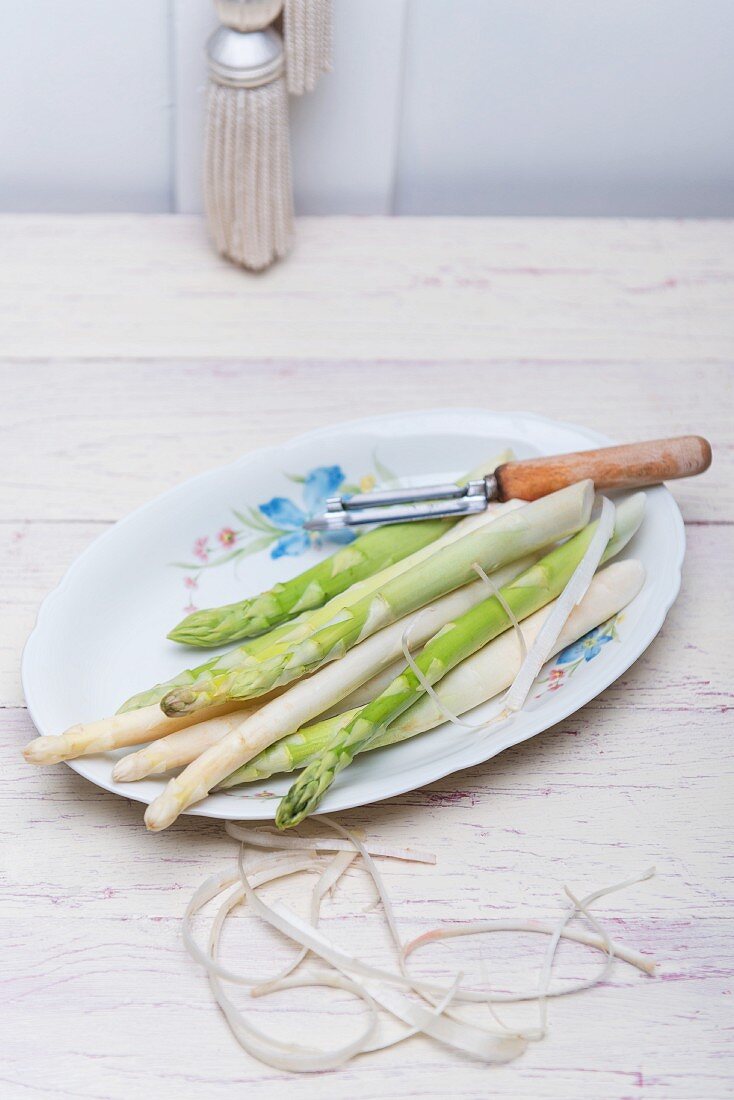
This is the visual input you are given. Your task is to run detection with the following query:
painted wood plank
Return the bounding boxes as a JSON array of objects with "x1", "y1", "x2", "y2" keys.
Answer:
[
  {"x1": 0, "y1": 1, "x2": 172, "y2": 213},
  {"x1": 0, "y1": 359, "x2": 729, "y2": 527},
  {"x1": 172, "y1": 0, "x2": 409, "y2": 215},
  {"x1": 1, "y1": 216, "x2": 732, "y2": 362}
]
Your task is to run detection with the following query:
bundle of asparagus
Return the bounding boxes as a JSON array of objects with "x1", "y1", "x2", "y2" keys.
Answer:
[
  {"x1": 23, "y1": 470, "x2": 647, "y2": 835},
  {"x1": 221, "y1": 558, "x2": 644, "y2": 787}
]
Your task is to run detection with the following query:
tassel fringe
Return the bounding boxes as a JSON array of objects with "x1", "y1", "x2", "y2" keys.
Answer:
[
  {"x1": 204, "y1": 78, "x2": 293, "y2": 271},
  {"x1": 284, "y1": 0, "x2": 333, "y2": 95}
]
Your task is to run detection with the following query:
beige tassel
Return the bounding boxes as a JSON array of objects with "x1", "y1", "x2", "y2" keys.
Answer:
[
  {"x1": 204, "y1": 1, "x2": 293, "y2": 270},
  {"x1": 283, "y1": 0, "x2": 333, "y2": 95}
]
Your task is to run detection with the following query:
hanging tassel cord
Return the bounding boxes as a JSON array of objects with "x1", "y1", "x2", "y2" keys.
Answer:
[
  {"x1": 203, "y1": 0, "x2": 334, "y2": 271},
  {"x1": 205, "y1": 79, "x2": 293, "y2": 271},
  {"x1": 284, "y1": 0, "x2": 333, "y2": 95}
]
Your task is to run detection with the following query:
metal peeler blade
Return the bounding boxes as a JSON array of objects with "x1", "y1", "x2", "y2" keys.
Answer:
[{"x1": 304, "y1": 478, "x2": 493, "y2": 530}]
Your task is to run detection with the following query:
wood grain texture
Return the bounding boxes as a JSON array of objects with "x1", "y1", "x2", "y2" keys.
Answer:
[
  {"x1": 496, "y1": 436, "x2": 713, "y2": 501},
  {"x1": 1, "y1": 216, "x2": 733, "y2": 361},
  {"x1": 0, "y1": 360, "x2": 730, "y2": 523},
  {"x1": 1, "y1": 216, "x2": 732, "y2": 1098}
]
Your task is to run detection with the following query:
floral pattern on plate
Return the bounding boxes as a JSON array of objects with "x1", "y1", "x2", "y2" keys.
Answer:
[
  {"x1": 535, "y1": 613, "x2": 623, "y2": 697},
  {"x1": 173, "y1": 459, "x2": 392, "y2": 611}
]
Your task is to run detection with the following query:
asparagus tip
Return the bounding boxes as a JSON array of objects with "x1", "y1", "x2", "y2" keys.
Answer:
[
  {"x1": 144, "y1": 800, "x2": 168, "y2": 831},
  {"x1": 167, "y1": 604, "x2": 256, "y2": 648},
  {"x1": 111, "y1": 756, "x2": 138, "y2": 782},
  {"x1": 22, "y1": 735, "x2": 65, "y2": 765},
  {"x1": 275, "y1": 773, "x2": 322, "y2": 830},
  {"x1": 145, "y1": 778, "x2": 196, "y2": 830},
  {"x1": 160, "y1": 688, "x2": 196, "y2": 717},
  {"x1": 166, "y1": 625, "x2": 215, "y2": 647},
  {"x1": 167, "y1": 608, "x2": 217, "y2": 647},
  {"x1": 22, "y1": 740, "x2": 43, "y2": 764}
]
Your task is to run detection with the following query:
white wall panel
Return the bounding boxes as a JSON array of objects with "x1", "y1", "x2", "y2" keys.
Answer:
[
  {"x1": 395, "y1": 0, "x2": 734, "y2": 215},
  {"x1": 170, "y1": 0, "x2": 217, "y2": 215},
  {"x1": 172, "y1": 0, "x2": 408, "y2": 215},
  {"x1": 288, "y1": 0, "x2": 408, "y2": 213},
  {"x1": 0, "y1": 0, "x2": 171, "y2": 212},
  {"x1": 1, "y1": 0, "x2": 733, "y2": 215}
]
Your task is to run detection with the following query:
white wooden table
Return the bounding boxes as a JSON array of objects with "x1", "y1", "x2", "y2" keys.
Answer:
[{"x1": 2, "y1": 216, "x2": 732, "y2": 1100}]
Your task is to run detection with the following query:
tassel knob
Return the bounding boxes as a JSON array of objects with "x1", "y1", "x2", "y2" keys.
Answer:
[
  {"x1": 207, "y1": 24, "x2": 284, "y2": 88},
  {"x1": 214, "y1": 0, "x2": 283, "y2": 32}
]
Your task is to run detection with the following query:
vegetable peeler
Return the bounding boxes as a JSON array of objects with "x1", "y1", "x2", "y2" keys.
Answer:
[{"x1": 304, "y1": 435, "x2": 712, "y2": 530}]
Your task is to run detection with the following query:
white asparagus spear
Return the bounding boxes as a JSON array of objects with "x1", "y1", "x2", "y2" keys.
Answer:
[
  {"x1": 22, "y1": 701, "x2": 252, "y2": 766},
  {"x1": 143, "y1": 553, "x2": 538, "y2": 830},
  {"x1": 111, "y1": 661, "x2": 402, "y2": 782},
  {"x1": 386, "y1": 558, "x2": 645, "y2": 739},
  {"x1": 220, "y1": 559, "x2": 645, "y2": 785},
  {"x1": 25, "y1": 648, "x2": 399, "y2": 771},
  {"x1": 27, "y1": 504, "x2": 527, "y2": 769}
]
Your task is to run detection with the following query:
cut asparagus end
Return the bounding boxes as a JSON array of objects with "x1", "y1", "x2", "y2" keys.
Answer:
[{"x1": 599, "y1": 491, "x2": 646, "y2": 561}]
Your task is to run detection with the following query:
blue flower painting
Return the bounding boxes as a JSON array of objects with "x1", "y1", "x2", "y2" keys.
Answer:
[
  {"x1": 556, "y1": 624, "x2": 616, "y2": 666},
  {"x1": 260, "y1": 465, "x2": 354, "y2": 558},
  {"x1": 535, "y1": 615, "x2": 622, "y2": 697},
  {"x1": 172, "y1": 461, "x2": 385, "y2": 611}
]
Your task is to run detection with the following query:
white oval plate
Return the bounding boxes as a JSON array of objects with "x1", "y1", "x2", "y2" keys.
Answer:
[{"x1": 22, "y1": 410, "x2": 684, "y2": 822}]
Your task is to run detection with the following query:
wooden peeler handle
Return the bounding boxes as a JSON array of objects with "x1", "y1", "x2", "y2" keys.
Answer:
[{"x1": 495, "y1": 435, "x2": 712, "y2": 502}]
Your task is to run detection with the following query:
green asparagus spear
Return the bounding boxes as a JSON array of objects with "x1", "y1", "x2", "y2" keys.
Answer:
[
  {"x1": 168, "y1": 519, "x2": 451, "y2": 647},
  {"x1": 120, "y1": 504, "x2": 512, "y2": 714},
  {"x1": 221, "y1": 555, "x2": 644, "y2": 788},
  {"x1": 118, "y1": 613, "x2": 313, "y2": 712},
  {"x1": 167, "y1": 454, "x2": 512, "y2": 648},
  {"x1": 121, "y1": 454, "x2": 514, "y2": 711},
  {"x1": 222, "y1": 710, "x2": 358, "y2": 786},
  {"x1": 274, "y1": 494, "x2": 641, "y2": 828},
  {"x1": 161, "y1": 482, "x2": 593, "y2": 717}
]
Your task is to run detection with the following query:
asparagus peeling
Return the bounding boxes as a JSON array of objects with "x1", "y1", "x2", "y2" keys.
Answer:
[
  {"x1": 160, "y1": 482, "x2": 594, "y2": 717},
  {"x1": 275, "y1": 492, "x2": 643, "y2": 828},
  {"x1": 220, "y1": 558, "x2": 645, "y2": 787}
]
